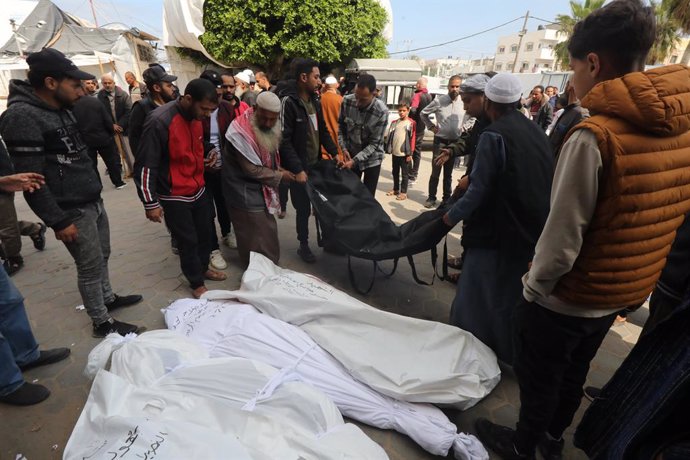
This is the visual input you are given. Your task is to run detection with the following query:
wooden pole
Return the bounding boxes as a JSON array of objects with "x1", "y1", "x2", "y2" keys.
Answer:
[{"x1": 512, "y1": 11, "x2": 530, "y2": 73}]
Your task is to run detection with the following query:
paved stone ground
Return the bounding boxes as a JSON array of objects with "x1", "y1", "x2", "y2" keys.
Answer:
[{"x1": 1, "y1": 144, "x2": 645, "y2": 460}]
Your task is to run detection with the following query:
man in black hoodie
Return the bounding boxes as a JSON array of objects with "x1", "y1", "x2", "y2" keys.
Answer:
[
  {"x1": 0, "y1": 49, "x2": 143, "y2": 338},
  {"x1": 279, "y1": 58, "x2": 339, "y2": 263}
]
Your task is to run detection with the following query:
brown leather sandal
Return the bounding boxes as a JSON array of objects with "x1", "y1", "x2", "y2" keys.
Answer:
[{"x1": 204, "y1": 269, "x2": 227, "y2": 281}]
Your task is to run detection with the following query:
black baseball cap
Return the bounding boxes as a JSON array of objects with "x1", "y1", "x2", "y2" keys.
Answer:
[
  {"x1": 26, "y1": 48, "x2": 95, "y2": 80},
  {"x1": 199, "y1": 69, "x2": 222, "y2": 88},
  {"x1": 143, "y1": 64, "x2": 178, "y2": 86}
]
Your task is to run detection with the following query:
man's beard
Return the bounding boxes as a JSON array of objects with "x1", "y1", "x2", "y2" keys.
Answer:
[
  {"x1": 235, "y1": 86, "x2": 247, "y2": 98},
  {"x1": 55, "y1": 87, "x2": 76, "y2": 109},
  {"x1": 250, "y1": 113, "x2": 282, "y2": 153},
  {"x1": 160, "y1": 91, "x2": 175, "y2": 103}
]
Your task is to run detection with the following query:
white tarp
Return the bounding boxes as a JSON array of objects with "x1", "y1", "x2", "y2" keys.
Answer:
[
  {"x1": 68, "y1": 330, "x2": 388, "y2": 460},
  {"x1": 205, "y1": 252, "x2": 501, "y2": 409},
  {"x1": 163, "y1": 299, "x2": 489, "y2": 460}
]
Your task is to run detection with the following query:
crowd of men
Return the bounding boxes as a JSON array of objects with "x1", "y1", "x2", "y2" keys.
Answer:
[{"x1": 1, "y1": 0, "x2": 689, "y2": 458}]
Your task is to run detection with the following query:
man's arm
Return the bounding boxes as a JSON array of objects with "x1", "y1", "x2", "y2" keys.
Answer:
[
  {"x1": 409, "y1": 120, "x2": 417, "y2": 154},
  {"x1": 523, "y1": 129, "x2": 602, "y2": 301},
  {"x1": 420, "y1": 98, "x2": 439, "y2": 131},
  {"x1": 444, "y1": 132, "x2": 505, "y2": 226},
  {"x1": 133, "y1": 115, "x2": 165, "y2": 210},
  {"x1": 279, "y1": 98, "x2": 305, "y2": 174},
  {"x1": 1, "y1": 110, "x2": 74, "y2": 230},
  {"x1": 337, "y1": 99, "x2": 349, "y2": 153},
  {"x1": 118, "y1": 91, "x2": 133, "y2": 131},
  {"x1": 232, "y1": 145, "x2": 284, "y2": 188},
  {"x1": 352, "y1": 108, "x2": 388, "y2": 166},
  {"x1": 128, "y1": 102, "x2": 145, "y2": 155}
]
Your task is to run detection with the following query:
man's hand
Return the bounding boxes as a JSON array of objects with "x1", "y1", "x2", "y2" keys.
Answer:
[
  {"x1": 113, "y1": 124, "x2": 124, "y2": 134},
  {"x1": 341, "y1": 150, "x2": 352, "y2": 162},
  {"x1": 55, "y1": 224, "x2": 79, "y2": 242},
  {"x1": 405, "y1": 156, "x2": 412, "y2": 163},
  {"x1": 457, "y1": 175, "x2": 469, "y2": 191},
  {"x1": 339, "y1": 159, "x2": 355, "y2": 170},
  {"x1": 295, "y1": 171, "x2": 308, "y2": 184},
  {"x1": 442, "y1": 213, "x2": 454, "y2": 227},
  {"x1": 0, "y1": 173, "x2": 45, "y2": 193},
  {"x1": 204, "y1": 149, "x2": 220, "y2": 170},
  {"x1": 280, "y1": 169, "x2": 296, "y2": 183},
  {"x1": 435, "y1": 149, "x2": 451, "y2": 166},
  {"x1": 432, "y1": 126, "x2": 439, "y2": 134},
  {"x1": 146, "y1": 207, "x2": 164, "y2": 223}
]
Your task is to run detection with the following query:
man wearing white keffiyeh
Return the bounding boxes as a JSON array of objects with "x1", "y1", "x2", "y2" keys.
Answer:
[{"x1": 222, "y1": 92, "x2": 296, "y2": 267}]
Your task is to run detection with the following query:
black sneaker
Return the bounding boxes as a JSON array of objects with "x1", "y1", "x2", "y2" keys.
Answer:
[
  {"x1": 92, "y1": 319, "x2": 144, "y2": 338},
  {"x1": 115, "y1": 182, "x2": 127, "y2": 190},
  {"x1": 3, "y1": 256, "x2": 24, "y2": 276},
  {"x1": 105, "y1": 294, "x2": 143, "y2": 312},
  {"x1": 424, "y1": 198, "x2": 437, "y2": 209},
  {"x1": 297, "y1": 244, "x2": 316, "y2": 263},
  {"x1": 0, "y1": 382, "x2": 50, "y2": 406},
  {"x1": 19, "y1": 348, "x2": 71, "y2": 371},
  {"x1": 475, "y1": 418, "x2": 535, "y2": 460},
  {"x1": 30, "y1": 223, "x2": 47, "y2": 251},
  {"x1": 538, "y1": 436, "x2": 565, "y2": 460},
  {"x1": 584, "y1": 386, "x2": 602, "y2": 402}
]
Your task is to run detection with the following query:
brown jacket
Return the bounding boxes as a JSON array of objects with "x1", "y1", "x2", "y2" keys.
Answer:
[
  {"x1": 320, "y1": 91, "x2": 344, "y2": 160},
  {"x1": 553, "y1": 65, "x2": 690, "y2": 308}
]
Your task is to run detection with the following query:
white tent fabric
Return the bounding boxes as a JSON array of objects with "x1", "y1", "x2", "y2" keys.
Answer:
[
  {"x1": 163, "y1": 299, "x2": 489, "y2": 459},
  {"x1": 204, "y1": 252, "x2": 502, "y2": 409},
  {"x1": 68, "y1": 331, "x2": 388, "y2": 460}
]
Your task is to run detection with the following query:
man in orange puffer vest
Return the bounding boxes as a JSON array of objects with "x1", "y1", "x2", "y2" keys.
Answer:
[{"x1": 475, "y1": 1, "x2": 690, "y2": 459}]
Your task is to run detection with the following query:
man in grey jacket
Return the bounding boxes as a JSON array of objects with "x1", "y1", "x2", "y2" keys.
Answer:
[
  {"x1": 421, "y1": 75, "x2": 464, "y2": 208},
  {"x1": 0, "y1": 49, "x2": 143, "y2": 338}
]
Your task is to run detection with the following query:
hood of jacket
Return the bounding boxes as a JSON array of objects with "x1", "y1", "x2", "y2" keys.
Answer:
[
  {"x1": 7, "y1": 79, "x2": 62, "y2": 112},
  {"x1": 581, "y1": 64, "x2": 690, "y2": 137}
]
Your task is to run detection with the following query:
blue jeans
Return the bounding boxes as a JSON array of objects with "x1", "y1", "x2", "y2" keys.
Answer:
[
  {"x1": 62, "y1": 200, "x2": 114, "y2": 325},
  {"x1": 0, "y1": 265, "x2": 39, "y2": 395}
]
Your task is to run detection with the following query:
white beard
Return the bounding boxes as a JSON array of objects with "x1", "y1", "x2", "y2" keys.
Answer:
[
  {"x1": 235, "y1": 86, "x2": 247, "y2": 98},
  {"x1": 250, "y1": 113, "x2": 282, "y2": 153}
]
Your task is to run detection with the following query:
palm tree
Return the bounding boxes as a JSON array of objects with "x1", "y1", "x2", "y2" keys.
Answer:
[
  {"x1": 553, "y1": 0, "x2": 606, "y2": 69},
  {"x1": 667, "y1": 0, "x2": 690, "y2": 33},
  {"x1": 648, "y1": 0, "x2": 682, "y2": 65}
]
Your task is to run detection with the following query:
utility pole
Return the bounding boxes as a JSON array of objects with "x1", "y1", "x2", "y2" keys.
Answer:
[
  {"x1": 88, "y1": 0, "x2": 99, "y2": 27},
  {"x1": 10, "y1": 19, "x2": 24, "y2": 58},
  {"x1": 512, "y1": 10, "x2": 529, "y2": 73}
]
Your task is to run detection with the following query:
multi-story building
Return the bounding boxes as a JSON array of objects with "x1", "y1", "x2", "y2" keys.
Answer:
[
  {"x1": 662, "y1": 37, "x2": 690, "y2": 66},
  {"x1": 493, "y1": 24, "x2": 567, "y2": 73},
  {"x1": 424, "y1": 56, "x2": 496, "y2": 77}
]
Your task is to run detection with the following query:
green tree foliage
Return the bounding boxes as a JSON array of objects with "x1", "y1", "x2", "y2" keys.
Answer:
[
  {"x1": 647, "y1": 0, "x2": 682, "y2": 64},
  {"x1": 667, "y1": 0, "x2": 690, "y2": 33},
  {"x1": 200, "y1": 0, "x2": 388, "y2": 76},
  {"x1": 553, "y1": 0, "x2": 606, "y2": 69}
]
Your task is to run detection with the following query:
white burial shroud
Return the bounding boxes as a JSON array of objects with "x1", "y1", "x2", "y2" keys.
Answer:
[
  {"x1": 66, "y1": 330, "x2": 387, "y2": 460},
  {"x1": 164, "y1": 299, "x2": 489, "y2": 460},
  {"x1": 204, "y1": 252, "x2": 502, "y2": 409}
]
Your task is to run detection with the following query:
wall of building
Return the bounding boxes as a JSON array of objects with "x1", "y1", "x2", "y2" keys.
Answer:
[{"x1": 493, "y1": 25, "x2": 567, "y2": 73}]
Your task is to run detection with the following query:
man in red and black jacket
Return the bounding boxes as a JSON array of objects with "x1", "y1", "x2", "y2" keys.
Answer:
[{"x1": 134, "y1": 78, "x2": 226, "y2": 299}]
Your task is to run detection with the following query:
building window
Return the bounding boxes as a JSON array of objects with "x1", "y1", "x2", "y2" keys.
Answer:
[
  {"x1": 522, "y1": 62, "x2": 530, "y2": 70},
  {"x1": 495, "y1": 63, "x2": 503, "y2": 71},
  {"x1": 671, "y1": 55, "x2": 678, "y2": 64},
  {"x1": 525, "y1": 42, "x2": 534, "y2": 52},
  {"x1": 510, "y1": 44, "x2": 518, "y2": 53},
  {"x1": 506, "y1": 62, "x2": 514, "y2": 71},
  {"x1": 498, "y1": 46, "x2": 505, "y2": 54}
]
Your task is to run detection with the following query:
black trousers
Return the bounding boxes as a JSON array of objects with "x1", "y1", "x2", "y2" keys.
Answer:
[
  {"x1": 427, "y1": 137, "x2": 455, "y2": 202},
  {"x1": 290, "y1": 182, "x2": 311, "y2": 244},
  {"x1": 391, "y1": 155, "x2": 410, "y2": 193},
  {"x1": 353, "y1": 164, "x2": 382, "y2": 197},
  {"x1": 513, "y1": 298, "x2": 616, "y2": 453},
  {"x1": 279, "y1": 182, "x2": 289, "y2": 212},
  {"x1": 160, "y1": 192, "x2": 213, "y2": 289},
  {"x1": 204, "y1": 170, "x2": 231, "y2": 250},
  {"x1": 410, "y1": 127, "x2": 425, "y2": 179},
  {"x1": 87, "y1": 143, "x2": 123, "y2": 186}
]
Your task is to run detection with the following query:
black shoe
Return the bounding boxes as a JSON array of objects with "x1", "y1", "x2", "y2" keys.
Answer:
[
  {"x1": 171, "y1": 237, "x2": 179, "y2": 255},
  {"x1": 297, "y1": 245, "x2": 316, "y2": 263},
  {"x1": 30, "y1": 223, "x2": 47, "y2": 251},
  {"x1": 424, "y1": 198, "x2": 437, "y2": 209},
  {"x1": 19, "y1": 348, "x2": 71, "y2": 371},
  {"x1": 0, "y1": 382, "x2": 50, "y2": 406},
  {"x1": 92, "y1": 319, "x2": 144, "y2": 338},
  {"x1": 584, "y1": 386, "x2": 602, "y2": 402},
  {"x1": 538, "y1": 436, "x2": 564, "y2": 460},
  {"x1": 3, "y1": 256, "x2": 23, "y2": 276},
  {"x1": 475, "y1": 418, "x2": 535, "y2": 459},
  {"x1": 115, "y1": 182, "x2": 127, "y2": 190},
  {"x1": 105, "y1": 294, "x2": 143, "y2": 312}
]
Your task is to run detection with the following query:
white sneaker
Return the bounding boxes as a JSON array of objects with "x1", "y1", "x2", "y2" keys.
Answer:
[
  {"x1": 224, "y1": 232, "x2": 238, "y2": 249},
  {"x1": 209, "y1": 250, "x2": 227, "y2": 270}
]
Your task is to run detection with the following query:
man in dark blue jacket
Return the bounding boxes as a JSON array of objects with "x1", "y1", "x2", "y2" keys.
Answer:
[{"x1": 279, "y1": 58, "x2": 339, "y2": 263}]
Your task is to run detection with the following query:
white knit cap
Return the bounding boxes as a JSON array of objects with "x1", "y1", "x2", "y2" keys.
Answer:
[
  {"x1": 256, "y1": 91, "x2": 281, "y2": 113},
  {"x1": 235, "y1": 71, "x2": 250, "y2": 84},
  {"x1": 324, "y1": 76, "x2": 338, "y2": 85},
  {"x1": 484, "y1": 73, "x2": 523, "y2": 104}
]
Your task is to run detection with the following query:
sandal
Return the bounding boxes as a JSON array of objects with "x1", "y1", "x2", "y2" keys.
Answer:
[
  {"x1": 192, "y1": 285, "x2": 208, "y2": 299},
  {"x1": 445, "y1": 272, "x2": 461, "y2": 284},
  {"x1": 386, "y1": 190, "x2": 399, "y2": 196},
  {"x1": 447, "y1": 257, "x2": 463, "y2": 270},
  {"x1": 396, "y1": 193, "x2": 407, "y2": 201},
  {"x1": 204, "y1": 269, "x2": 227, "y2": 281}
]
